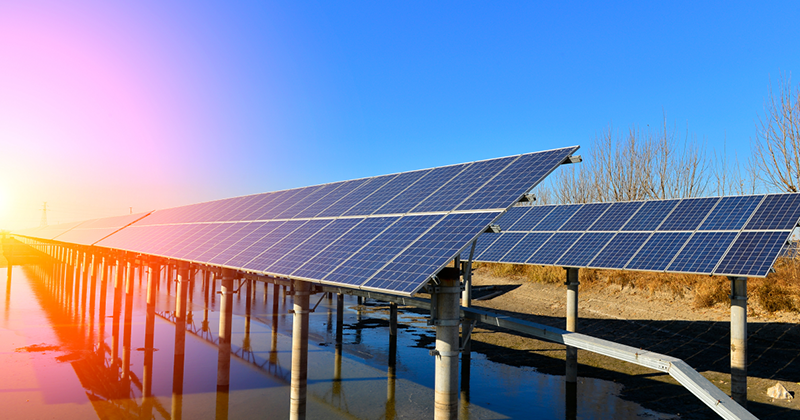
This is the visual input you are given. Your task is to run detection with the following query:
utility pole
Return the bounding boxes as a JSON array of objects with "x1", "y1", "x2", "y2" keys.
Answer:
[{"x1": 40, "y1": 202, "x2": 48, "y2": 227}]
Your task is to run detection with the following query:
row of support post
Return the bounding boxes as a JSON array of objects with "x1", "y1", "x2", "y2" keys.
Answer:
[{"x1": 9, "y1": 236, "x2": 752, "y2": 418}]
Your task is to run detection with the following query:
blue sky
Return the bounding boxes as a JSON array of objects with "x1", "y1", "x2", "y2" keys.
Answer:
[{"x1": 1, "y1": 1, "x2": 799, "y2": 228}]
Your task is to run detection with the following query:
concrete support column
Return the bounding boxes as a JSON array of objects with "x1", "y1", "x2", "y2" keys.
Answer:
[
  {"x1": 216, "y1": 268, "x2": 235, "y2": 420},
  {"x1": 172, "y1": 262, "x2": 190, "y2": 420},
  {"x1": 730, "y1": 276, "x2": 748, "y2": 406},
  {"x1": 122, "y1": 260, "x2": 135, "y2": 378},
  {"x1": 290, "y1": 280, "x2": 311, "y2": 420},
  {"x1": 143, "y1": 261, "x2": 159, "y2": 413},
  {"x1": 98, "y1": 256, "x2": 109, "y2": 345},
  {"x1": 434, "y1": 272, "x2": 461, "y2": 420},
  {"x1": 112, "y1": 257, "x2": 123, "y2": 368},
  {"x1": 244, "y1": 279, "x2": 252, "y2": 351},
  {"x1": 565, "y1": 267, "x2": 579, "y2": 384},
  {"x1": 387, "y1": 302, "x2": 398, "y2": 420}
]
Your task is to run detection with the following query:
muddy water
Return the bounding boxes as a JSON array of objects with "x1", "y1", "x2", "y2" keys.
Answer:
[{"x1": 0, "y1": 260, "x2": 675, "y2": 419}]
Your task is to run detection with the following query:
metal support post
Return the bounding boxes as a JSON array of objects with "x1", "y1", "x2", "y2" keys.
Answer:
[
  {"x1": 173, "y1": 261, "x2": 190, "y2": 420},
  {"x1": 387, "y1": 301, "x2": 398, "y2": 420},
  {"x1": 433, "y1": 270, "x2": 461, "y2": 420},
  {"x1": 122, "y1": 260, "x2": 135, "y2": 378},
  {"x1": 462, "y1": 240, "x2": 477, "y2": 307},
  {"x1": 143, "y1": 261, "x2": 159, "y2": 418},
  {"x1": 565, "y1": 267, "x2": 579, "y2": 384},
  {"x1": 216, "y1": 269, "x2": 235, "y2": 420},
  {"x1": 730, "y1": 276, "x2": 748, "y2": 406},
  {"x1": 290, "y1": 280, "x2": 311, "y2": 420}
]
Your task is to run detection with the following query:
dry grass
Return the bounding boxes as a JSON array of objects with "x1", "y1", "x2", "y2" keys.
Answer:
[{"x1": 476, "y1": 257, "x2": 800, "y2": 314}]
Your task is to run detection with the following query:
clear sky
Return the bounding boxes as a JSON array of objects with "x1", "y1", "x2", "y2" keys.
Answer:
[{"x1": 1, "y1": 1, "x2": 798, "y2": 229}]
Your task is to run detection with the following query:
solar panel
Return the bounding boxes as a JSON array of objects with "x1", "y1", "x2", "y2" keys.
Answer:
[
  {"x1": 587, "y1": 232, "x2": 651, "y2": 269},
  {"x1": 361, "y1": 212, "x2": 499, "y2": 294},
  {"x1": 559, "y1": 203, "x2": 613, "y2": 231},
  {"x1": 322, "y1": 214, "x2": 443, "y2": 286},
  {"x1": 475, "y1": 232, "x2": 526, "y2": 262},
  {"x1": 469, "y1": 193, "x2": 800, "y2": 279},
  {"x1": 291, "y1": 216, "x2": 400, "y2": 280},
  {"x1": 507, "y1": 205, "x2": 556, "y2": 231},
  {"x1": 457, "y1": 148, "x2": 577, "y2": 210},
  {"x1": 531, "y1": 205, "x2": 583, "y2": 231},
  {"x1": 657, "y1": 197, "x2": 719, "y2": 231},
  {"x1": 625, "y1": 232, "x2": 691, "y2": 271},
  {"x1": 342, "y1": 171, "x2": 429, "y2": 217},
  {"x1": 15, "y1": 146, "x2": 587, "y2": 296},
  {"x1": 376, "y1": 164, "x2": 466, "y2": 215},
  {"x1": 699, "y1": 195, "x2": 763, "y2": 231},
  {"x1": 589, "y1": 201, "x2": 643, "y2": 231},
  {"x1": 621, "y1": 200, "x2": 679, "y2": 231},
  {"x1": 527, "y1": 232, "x2": 582, "y2": 265},
  {"x1": 501, "y1": 232, "x2": 553, "y2": 263},
  {"x1": 556, "y1": 232, "x2": 615, "y2": 267},
  {"x1": 744, "y1": 193, "x2": 800, "y2": 230},
  {"x1": 265, "y1": 218, "x2": 362, "y2": 275},
  {"x1": 668, "y1": 232, "x2": 737, "y2": 274},
  {"x1": 411, "y1": 156, "x2": 516, "y2": 213},
  {"x1": 492, "y1": 206, "x2": 533, "y2": 231},
  {"x1": 714, "y1": 231, "x2": 789, "y2": 277}
]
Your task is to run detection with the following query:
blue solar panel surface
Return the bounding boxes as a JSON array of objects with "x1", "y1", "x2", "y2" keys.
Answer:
[
  {"x1": 41, "y1": 145, "x2": 578, "y2": 296},
  {"x1": 471, "y1": 193, "x2": 800, "y2": 278}
]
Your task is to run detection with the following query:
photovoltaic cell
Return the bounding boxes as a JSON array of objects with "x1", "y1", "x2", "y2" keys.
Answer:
[
  {"x1": 187, "y1": 222, "x2": 255, "y2": 262},
  {"x1": 556, "y1": 232, "x2": 614, "y2": 267},
  {"x1": 715, "y1": 231, "x2": 790, "y2": 277},
  {"x1": 625, "y1": 232, "x2": 691, "y2": 271},
  {"x1": 274, "y1": 182, "x2": 345, "y2": 220},
  {"x1": 362, "y1": 212, "x2": 499, "y2": 294},
  {"x1": 459, "y1": 231, "x2": 502, "y2": 261},
  {"x1": 493, "y1": 207, "x2": 532, "y2": 231},
  {"x1": 377, "y1": 164, "x2": 467, "y2": 215},
  {"x1": 667, "y1": 232, "x2": 738, "y2": 274},
  {"x1": 588, "y1": 232, "x2": 651, "y2": 269},
  {"x1": 411, "y1": 156, "x2": 516, "y2": 213},
  {"x1": 500, "y1": 232, "x2": 553, "y2": 263},
  {"x1": 532, "y1": 205, "x2": 583, "y2": 231},
  {"x1": 457, "y1": 147, "x2": 579, "y2": 211},
  {"x1": 621, "y1": 200, "x2": 679, "y2": 231},
  {"x1": 559, "y1": 203, "x2": 613, "y2": 231},
  {"x1": 167, "y1": 224, "x2": 233, "y2": 260},
  {"x1": 527, "y1": 232, "x2": 582, "y2": 265},
  {"x1": 248, "y1": 219, "x2": 334, "y2": 272},
  {"x1": 206, "y1": 221, "x2": 284, "y2": 266},
  {"x1": 292, "y1": 216, "x2": 400, "y2": 280},
  {"x1": 475, "y1": 233, "x2": 526, "y2": 262},
  {"x1": 316, "y1": 175, "x2": 396, "y2": 218},
  {"x1": 293, "y1": 178, "x2": 371, "y2": 219},
  {"x1": 342, "y1": 171, "x2": 430, "y2": 217},
  {"x1": 744, "y1": 193, "x2": 800, "y2": 230},
  {"x1": 699, "y1": 195, "x2": 763, "y2": 231},
  {"x1": 658, "y1": 197, "x2": 719, "y2": 231},
  {"x1": 265, "y1": 218, "x2": 362, "y2": 275},
  {"x1": 252, "y1": 187, "x2": 315, "y2": 220},
  {"x1": 223, "y1": 220, "x2": 303, "y2": 268},
  {"x1": 589, "y1": 201, "x2": 643, "y2": 231},
  {"x1": 507, "y1": 206, "x2": 556, "y2": 231},
  {"x1": 323, "y1": 215, "x2": 443, "y2": 286}
]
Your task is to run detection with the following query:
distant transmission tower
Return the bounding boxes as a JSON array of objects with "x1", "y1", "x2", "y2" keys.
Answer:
[{"x1": 40, "y1": 202, "x2": 48, "y2": 227}]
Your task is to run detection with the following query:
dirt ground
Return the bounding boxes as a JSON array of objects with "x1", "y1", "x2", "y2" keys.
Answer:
[{"x1": 466, "y1": 268, "x2": 800, "y2": 419}]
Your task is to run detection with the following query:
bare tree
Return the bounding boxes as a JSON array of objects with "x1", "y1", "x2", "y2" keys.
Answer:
[
  {"x1": 753, "y1": 75, "x2": 800, "y2": 192},
  {"x1": 546, "y1": 118, "x2": 709, "y2": 204}
]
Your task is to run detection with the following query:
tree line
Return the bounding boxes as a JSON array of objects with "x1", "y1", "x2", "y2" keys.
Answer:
[{"x1": 534, "y1": 76, "x2": 800, "y2": 204}]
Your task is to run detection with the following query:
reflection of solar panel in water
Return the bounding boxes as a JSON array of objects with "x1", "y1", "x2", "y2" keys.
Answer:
[{"x1": 469, "y1": 193, "x2": 800, "y2": 278}]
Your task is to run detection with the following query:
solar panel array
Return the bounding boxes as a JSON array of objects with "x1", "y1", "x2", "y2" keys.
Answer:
[
  {"x1": 12, "y1": 212, "x2": 151, "y2": 246},
  {"x1": 14, "y1": 147, "x2": 579, "y2": 296},
  {"x1": 468, "y1": 194, "x2": 800, "y2": 277}
]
